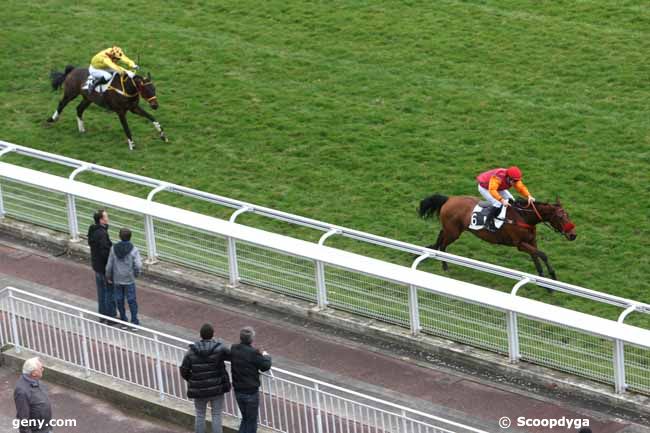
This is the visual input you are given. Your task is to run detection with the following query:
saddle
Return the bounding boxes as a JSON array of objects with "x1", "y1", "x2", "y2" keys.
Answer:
[
  {"x1": 468, "y1": 203, "x2": 507, "y2": 231},
  {"x1": 83, "y1": 72, "x2": 118, "y2": 94}
]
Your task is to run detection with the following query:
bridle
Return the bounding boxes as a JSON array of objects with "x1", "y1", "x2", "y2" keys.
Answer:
[
  {"x1": 135, "y1": 79, "x2": 157, "y2": 103},
  {"x1": 515, "y1": 202, "x2": 574, "y2": 235},
  {"x1": 108, "y1": 75, "x2": 157, "y2": 102}
]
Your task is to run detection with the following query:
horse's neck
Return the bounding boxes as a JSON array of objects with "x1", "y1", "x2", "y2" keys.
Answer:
[{"x1": 512, "y1": 207, "x2": 542, "y2": 225}]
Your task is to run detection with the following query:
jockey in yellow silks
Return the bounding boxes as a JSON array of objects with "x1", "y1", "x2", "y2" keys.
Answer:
[{"x1": 87, "y1": 46, "x2": 139, "y2": 93}]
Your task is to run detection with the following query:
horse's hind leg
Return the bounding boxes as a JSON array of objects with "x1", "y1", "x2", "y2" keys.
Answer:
[
  {"x1": 427, "y1": 228, "x2": 460, "y2": 272},
  {"x1": 47, "y1": 91, "x2": 77, "y2": 123},
  {"x1": 117, "y1": 111, "x2": 135, "y2": 150},
  {"x1": 75, "y1": 99, "x2": 92, "y2": 133}
]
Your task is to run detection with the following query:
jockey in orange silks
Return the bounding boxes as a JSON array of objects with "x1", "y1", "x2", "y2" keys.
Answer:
[{"x1": 475, "y1": 166, "x2": 535, "y2": 232}]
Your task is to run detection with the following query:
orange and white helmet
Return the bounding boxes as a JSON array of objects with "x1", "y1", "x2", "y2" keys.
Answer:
[{"x1": 110, "y1": 46, "x2": 124, "y2": 59}]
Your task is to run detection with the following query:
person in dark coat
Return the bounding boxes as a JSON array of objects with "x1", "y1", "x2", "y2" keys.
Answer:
[
  {"x1": 87, "y1": 209, "x2": 115, "y2": 323},
  {"x1": 180, "y1": 324, "x2": 232, "y2": 433},
  {"x1": 14, "y1": 357, "x2": 52, "y2": 433},
  {"x1": 230, "y1": 326, "x2": 271, "y2": 433}
]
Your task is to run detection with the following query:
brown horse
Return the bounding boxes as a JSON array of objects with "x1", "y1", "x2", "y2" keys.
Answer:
[
  {"x1": 47, "y1": 65, "x2": 168, "y2": 150},
  {"x1": 418, "y1": 194, "x2": 577, "y2": 279}
]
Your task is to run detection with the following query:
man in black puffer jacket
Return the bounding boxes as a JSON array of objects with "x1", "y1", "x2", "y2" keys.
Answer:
[
  {"x1": 230, "y1": 326, "x2": 272, "y2": 433},
  {"x1": 180, "y1": 324, "x2": 231, "y2": 433}
]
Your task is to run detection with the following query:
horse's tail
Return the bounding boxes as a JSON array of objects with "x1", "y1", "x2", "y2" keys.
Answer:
[
  {"x1": 50, "y1": 65, "x2": 75, "y2": 91},
  {"x1": 418, "y1": 194, "x2": 449, "y2": 220}
]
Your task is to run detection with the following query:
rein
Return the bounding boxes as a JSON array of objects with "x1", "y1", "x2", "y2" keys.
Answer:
[
  {"x1": 107, "y1": 74, "x2": 139, "y2": 97},
  {"x1": 107, "y1": 74, "x2": 156, "y2": 101}
]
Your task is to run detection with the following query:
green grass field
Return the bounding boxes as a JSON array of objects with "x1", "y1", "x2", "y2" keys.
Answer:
[{"x1": 2, "y1": 1, "x2": 650, "y2": 326}]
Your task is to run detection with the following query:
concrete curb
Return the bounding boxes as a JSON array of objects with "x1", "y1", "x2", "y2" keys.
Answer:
[
  {"x1": 0, "y1": 347, "x2": 274, "y2": 433},
  {"x1": 2, "y1": 217, "x2": 650, "y2": 420}
]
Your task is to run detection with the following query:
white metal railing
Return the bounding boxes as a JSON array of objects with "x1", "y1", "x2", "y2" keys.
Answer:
[
  {"x1": 1, "y1": 144, "x2": 650, "y2": 396},
  {"x1": 0, "y1": 287, "x2": 485, "y2": 433},
  {"x1": 1, "y1": 140, "x2": 648, "y2": 311}
]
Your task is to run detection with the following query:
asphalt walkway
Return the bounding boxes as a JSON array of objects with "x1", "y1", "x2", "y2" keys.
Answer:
[{"x1": 0, "y1": 236, "x2": 647, "y2": 433}]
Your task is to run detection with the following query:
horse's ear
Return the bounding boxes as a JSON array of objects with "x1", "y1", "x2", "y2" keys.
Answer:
[
  {"x1": 555, "y1": 195, "x2": 561, "y2": 206},
  {"x1": 147, "y1": 72, "x2": 151, "y2": 80}
]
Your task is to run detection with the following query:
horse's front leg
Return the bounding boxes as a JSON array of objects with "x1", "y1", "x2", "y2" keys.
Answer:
[
  {"x1": 130, "y1": 105, "x2": 168, "y2": 142},
  {"x1": 536, "y1": 249, "x2": 556, "y2": 280},
  {"x1": 517, "y1": 242, "x2": 546, "y2": 278},
  {"x1": 117, "y1": 111, "x2": 135, "y2": 150}
]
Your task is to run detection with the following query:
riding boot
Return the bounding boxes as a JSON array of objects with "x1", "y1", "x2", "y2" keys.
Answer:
[
  {"x1": 485, "y1": 206, "x2": 501, "y2": 232},
  {"x1": 88, "y1": 76, "x2": 106, "y2": 94}
]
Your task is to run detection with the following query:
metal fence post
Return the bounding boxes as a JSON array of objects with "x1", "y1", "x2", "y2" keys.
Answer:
[
  {"x1": 9, "y1": 291, "x2": 21, "y2": 353},
  {"x1": 153, "y1": 334, "x2": 165, "y2": 400},
  {"x1": 613, "y1": 305, "x2": 636, "y2": 394},
  {"x1": 65, "y1": 194, "x2": 80, "y2": 242},
  {"x1": 144, "y1": 184, "x2": 169, "y2": 265},
  {"x1": 613, "y1": 340, "x2": 626, "y2": 393},
  {"x1": 506, "y1": 311, "x2": 520, "y2": 363},
  {"x1": 144, "y1": 215, "x2": 158, "y2": 264},
  {"x1": 314, "y1": 261, "x2": 328, "y2": 309},
  {"x1": 314, "y1": 383, "x2": 324, "y2": 433},
  {"x1": 409, "y1": 253, "x2": 430, "y2": 336},
  {"x1": 407, "y1": 285, "x2": 420, "y2": 336},
  {"x1": 227, "y1": 207, "x2": 251, "y2": 287},
  {"x1": 507, "y1": 278, "x2": 530, "y2": 363},
  {"x1": 0, "y1": 183, "x2": 5, "y2": 218},
  {"x1": 79, "y1": 312, "x2": 91, "y2": 377},
  {"x1": 227, "y1": 237, "x2": 239, "y2": 287}
]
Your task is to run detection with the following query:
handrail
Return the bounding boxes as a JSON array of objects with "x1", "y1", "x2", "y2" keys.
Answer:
[
  {"x1": 0, "y1": 286, "x2": 488, "y2": 433},
  {"x1": 1, "y1": 140, "x2": 649, "y2": 314}
]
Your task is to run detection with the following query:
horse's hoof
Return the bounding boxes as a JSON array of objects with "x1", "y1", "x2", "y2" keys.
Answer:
[
  {"x1": 46, "y1": 117, "x2": 55, "y2": 123},
  {"x1": 128, "y1": 139, "x2": 135, "y2": 150}
]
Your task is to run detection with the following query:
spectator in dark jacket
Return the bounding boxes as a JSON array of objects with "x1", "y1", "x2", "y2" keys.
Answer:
[
  {"x1": 106, "y1": 228, "x2": 142, "y2": 330},
  {"x1": 87, "y1": 209, "x2": 115, "y2": 323},
  {"x1": 180, "y1": 323, "x2": 232, "y2": 433},
  {"x1": 230, "y1": 326, "x2": 271, "y2": 433},
  {"x1": 14, "y1": 357, "x2": 52, "y2": 433}
]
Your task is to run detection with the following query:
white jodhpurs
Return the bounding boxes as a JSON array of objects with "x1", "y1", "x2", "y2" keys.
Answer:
[
  {"x1": 88, "y1": 65, "x2": 114, "y2": 81},
  {"x1": 478, "y1": 185, "x2": 513, "y2": 207}
]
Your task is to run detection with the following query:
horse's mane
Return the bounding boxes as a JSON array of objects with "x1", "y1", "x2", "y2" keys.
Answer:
[{"x1": 513, "y1": 198, "x2": 550, "y2": 208}]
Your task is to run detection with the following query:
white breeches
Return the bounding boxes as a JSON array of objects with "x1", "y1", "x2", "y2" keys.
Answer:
[
  {"x1": 88, "y1": 65, "x2": 114, "y2": 81},
  {"x1": 478, "y1": 185, "x2": 513, "y2": 207}
]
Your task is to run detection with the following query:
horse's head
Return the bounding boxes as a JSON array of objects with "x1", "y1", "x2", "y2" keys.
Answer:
[
  {"x1": 135, "y1": 73, "x2": 158, "y2": 110},
  {"x1": 543, "y1": 198, "x2": 577, "y2": 241}
]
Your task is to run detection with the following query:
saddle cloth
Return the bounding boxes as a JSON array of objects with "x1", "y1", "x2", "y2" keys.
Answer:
[{"x1": 468, "y1": 203, "x2": 507, "y2": 231}]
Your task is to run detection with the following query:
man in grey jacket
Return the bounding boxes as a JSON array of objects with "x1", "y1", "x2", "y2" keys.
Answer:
[
  {"x1": 14, "y1": 357, "x2": 52, "y2": 433},
  {"x1": 106, "y1": 228, "x2": 143, "y2": 330}
]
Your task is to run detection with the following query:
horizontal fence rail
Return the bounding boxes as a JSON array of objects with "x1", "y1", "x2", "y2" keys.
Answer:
[
  {"x1": 0, "y1": 287, "x2": 484, "y2": 433},
  {"x1": 1, "y1": 140, "x2": 648, "y2": 312},
  {"x1": 1, "y1": 143, "x2": 650, "y2": 397}
]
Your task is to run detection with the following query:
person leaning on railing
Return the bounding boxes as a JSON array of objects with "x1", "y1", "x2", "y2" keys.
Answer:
[
  {"x1": 230, "y1": 327, "x2": 272, "y2": 433},
  {"x1": 179, "y1": 323, "x2": 232, "y2": 433}
]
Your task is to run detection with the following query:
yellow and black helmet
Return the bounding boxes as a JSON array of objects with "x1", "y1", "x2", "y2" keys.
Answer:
[{"x1": 110, "y1": 46, "x2": 124, "y2": 59}]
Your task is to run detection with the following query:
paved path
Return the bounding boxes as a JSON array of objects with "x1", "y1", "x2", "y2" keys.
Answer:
[
  {"x1": 0, "y1": 237, "x2": 647, "y2": 433},
  {"x1": 0, "y1": 367, "x2": 187, "y2": 433}
]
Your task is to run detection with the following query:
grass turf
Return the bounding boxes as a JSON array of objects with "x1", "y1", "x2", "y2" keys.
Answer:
[{"x1": 2, "y1": 1, "x2": 650, "y2": 328}]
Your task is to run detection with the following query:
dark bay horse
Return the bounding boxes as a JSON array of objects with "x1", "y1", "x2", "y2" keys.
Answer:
[
  {"x1": 47, "y1": 65, "x2": 168, "y2": 150},
  {"x1": 418, "y1": 194, "x2": 577, "y2": 279}
]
